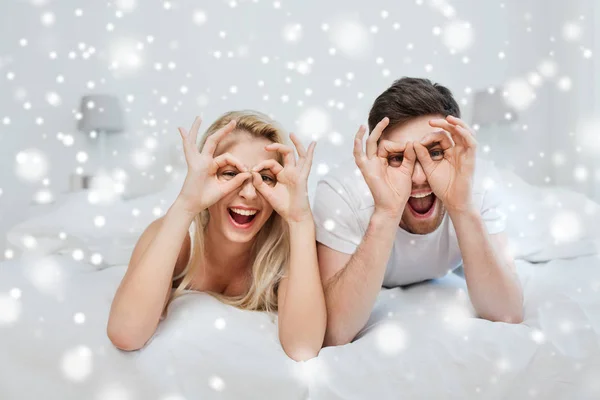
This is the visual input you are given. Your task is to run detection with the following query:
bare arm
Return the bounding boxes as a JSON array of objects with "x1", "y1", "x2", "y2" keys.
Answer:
[
  {"x1": 107, "y1": 116, "x2": 250, "y2": 351},
  {"x1": 319, "y1": 209, "x2": 400, "y2": 347},
  {"x1": 252, "y1": 135, "x2": 327, "y2": 361},
  {"x1": 450, "y1": 210, "x2": 523, "y2": 323},
  {"x1": 417, "y1": 115, "x2": 523, "y2": 323},
  {"x1": 277, "y1": 217, "x2": 327, "y2": 361},
  {"x1": 107, "y1": 199, "x2": 195, "y2": 351},
  {"x1": 318, "y1": 120, "x2": 417, "y2": 347}
]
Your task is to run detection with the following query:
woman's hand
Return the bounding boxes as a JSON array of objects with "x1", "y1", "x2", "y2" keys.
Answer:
[
  {"x1": 354, "y1": 117, "x2": 417, "y2": 221},
  {"x1": 251, "y1": 133, "x2": 316, "y2": 224},
  {"x1": 176, "y1": 117, "x2": 251, "y2": 215}
]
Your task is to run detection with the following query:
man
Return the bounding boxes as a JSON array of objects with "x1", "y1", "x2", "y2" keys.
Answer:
[{"x1": 313, "y1": 77, "x2": 524, "y2": 347}]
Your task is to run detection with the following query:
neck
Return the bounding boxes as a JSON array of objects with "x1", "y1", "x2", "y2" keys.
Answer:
[{"x1": 204, "y1": 220, "x2": 253, "y2": 273}]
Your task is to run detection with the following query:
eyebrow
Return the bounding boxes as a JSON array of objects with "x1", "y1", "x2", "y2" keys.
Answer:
[
  {"x1": 424, "y1": 142, "x2": 443, "y2": 150},
  {"x1": 422, "y1": 131, "x2": 447, "y2": 150},
  {"x1": 386, "y1": 142, "x2": 443, "y2": 155}
]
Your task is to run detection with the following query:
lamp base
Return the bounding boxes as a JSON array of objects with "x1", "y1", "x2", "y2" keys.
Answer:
[{"x1": 69, "y1": 173, "x2": 94, "y2": 191}]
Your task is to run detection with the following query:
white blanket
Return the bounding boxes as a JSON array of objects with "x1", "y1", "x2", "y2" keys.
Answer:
[{"x1": 1, "y1": 253, "x2": 599, "y2": 399}]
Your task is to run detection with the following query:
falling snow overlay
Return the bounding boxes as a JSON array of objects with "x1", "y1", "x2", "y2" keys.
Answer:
[{"x1": 1, "y1": 0, "x2": 600, "y2": 399}]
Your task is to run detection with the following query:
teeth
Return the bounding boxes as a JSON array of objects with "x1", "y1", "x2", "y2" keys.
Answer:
[
  {"x1": 410, "y1": 192, "x2": 433, "y2": 199},
  {"x1": 230, "y1": 208, "x2": 257, "y2": 216}
]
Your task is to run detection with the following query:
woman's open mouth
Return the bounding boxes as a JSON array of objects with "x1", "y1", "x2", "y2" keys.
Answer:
[
  {"x1": 228, "y1": 207, "x2": 259, "y2": 229},
  {"x1": 406, "y1": 192, "x2": 437, "y2": 219}
]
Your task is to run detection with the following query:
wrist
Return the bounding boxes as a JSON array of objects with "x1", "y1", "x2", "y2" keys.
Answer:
[
  {"x1": 447, "y1": 204, "x2": 479, "y2": 220},
  {"x1": 173, "y1": 196, "x2": 204, "y2": 220},
  {"x1": 373, "y1": 203, "x2": 405, "y2": 223},
  {"x1": 372, "y1": 207, "x2": 404, "y2": 227},
  {"x1": 287, "y1": 216, "x2": 316, "y2": 237},
  {"x1": 286, "y1": 212, "x2": 315, "y2": 227}
]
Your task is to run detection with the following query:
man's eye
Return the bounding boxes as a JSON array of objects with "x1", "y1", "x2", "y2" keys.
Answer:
[
  {"x1": 430, "y1": 150, "x2": 444, "y2": 160},
  {"x1": 388, "y1": 155, "x2": 403, "y2": 166}
]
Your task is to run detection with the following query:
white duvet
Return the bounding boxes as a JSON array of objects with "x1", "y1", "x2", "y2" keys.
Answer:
[
  {"x1": 2, "y1": 166, "x2": 600, "y2": 399},
  {"x1": 1, "y1": 253, "x2": 599, "y2": 399}
]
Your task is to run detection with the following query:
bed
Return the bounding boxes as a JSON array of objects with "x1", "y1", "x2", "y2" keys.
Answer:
[{"x1": 1, "y1": 166, "x2": 599, "y2": 400}]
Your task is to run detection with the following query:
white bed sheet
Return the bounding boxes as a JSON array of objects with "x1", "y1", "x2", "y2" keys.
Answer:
[{"x1": 1, "y1": 253, "x2": 599, "y2": 400}]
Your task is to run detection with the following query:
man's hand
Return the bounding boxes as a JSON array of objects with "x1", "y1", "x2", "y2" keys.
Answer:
[
  {"x1": 413, "y1": 115, "x2": 477, "y2": 214},
  {"x1": 353, "y1": 117, "x2": 417, "y2": 220}
]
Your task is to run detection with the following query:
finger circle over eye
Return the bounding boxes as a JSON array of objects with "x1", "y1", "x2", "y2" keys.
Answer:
[
  {"x1": 265, "y1": 143, "x2": 296, "y2": 166},
  {"x1": 252, "y1": 159, "x2": 284, "y2": 176},
  {"x1": 213, "y1": 153, "x2": 247, "y2": 173},
  {"x1": 379, "y1": 140, "x2": 407, "y2": 155}
]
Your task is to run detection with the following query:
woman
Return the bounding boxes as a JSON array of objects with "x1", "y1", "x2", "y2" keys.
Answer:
[{"x1": 107, "y1": 110, "x2": 326, "y2": 361}]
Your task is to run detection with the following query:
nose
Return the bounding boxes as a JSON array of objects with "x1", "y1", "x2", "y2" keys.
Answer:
[
  {"x1": 238, "y1": 177, "x2": 257, "y2": 200},
  {"x1": 412, "y1": 161, "x2": 428, "y2": 185}
]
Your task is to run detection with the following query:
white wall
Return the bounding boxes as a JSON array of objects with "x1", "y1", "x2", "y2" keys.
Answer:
[
  {"x1": 546, "y1": 0, "x2": 599, "y2": 198},
  {"x1": 1, "y1": 0, "x2": 599, "y2": 255}
]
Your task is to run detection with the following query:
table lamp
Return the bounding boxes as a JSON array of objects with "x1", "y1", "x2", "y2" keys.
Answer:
[
  {"x1": 470, "y1": 88, "x2": 519, "y2": 167},
  {"x1": 77, "y1": 94, "x2": 125, "y2": 171}
]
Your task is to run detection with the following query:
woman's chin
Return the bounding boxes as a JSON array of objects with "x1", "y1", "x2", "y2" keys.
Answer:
[
  {"x1": 222, "y1": 221, "x2": 264, "y2": 243},
  {"x1": 223, "y1": 230, "x2": 256, "y2": 243}
]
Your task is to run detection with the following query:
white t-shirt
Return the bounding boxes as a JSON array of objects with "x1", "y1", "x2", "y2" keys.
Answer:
[{"x1": 313, "y1": 157, "x2": 507, "y2": 287}]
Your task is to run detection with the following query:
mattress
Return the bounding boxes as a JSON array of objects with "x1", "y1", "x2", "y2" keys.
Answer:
[{"x1": 1, "y1": 253, "x2": 599, "y2": 399}]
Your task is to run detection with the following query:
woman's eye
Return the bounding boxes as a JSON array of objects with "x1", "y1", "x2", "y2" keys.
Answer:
[
  {"x1": 221, "y1": 171, "x2": 237, "y2": 179},
  {"x1": 430, "y1": 149, "x2": 444, "y2": 160},
  {"x1": 261, "y1": 175, "x2": 276, "y2": 185}
]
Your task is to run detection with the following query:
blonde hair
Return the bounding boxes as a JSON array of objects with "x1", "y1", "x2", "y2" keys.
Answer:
[{"x1": 167, "y1": 110, "x2": 291, "y2": 313}]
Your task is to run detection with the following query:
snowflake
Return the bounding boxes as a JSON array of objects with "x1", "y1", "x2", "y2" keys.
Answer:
[
  {"x1": 557, "y1": 76, "x2": 572, "y2": 91},
  {"x1": 316, "y1": 163, "x2": 330, "y2": 175},
  {"x1": 573, "y1": 166, "x2": 588, "y2": 182},
  {"x1": 297, "y1": 108, "x2": 331, "y2": 141},
  {"x1": 97, "y1": 383, "x2": 131, "y2": 400},
  {"x1": 61, "y1": 346, "x2": 93, "y2": 381},
  {"x1": 329, "y1": 17, "x2": 371, "y2": 59},
  {"x1": 15, "y1": 149, "x2": 48, "y2": 182},
  {"x1": 208, "y1": 375, "x2": 225, "y2": 391},
  {"x1": 214, "y1": 317, "x2": 226, "y2": 330},
  {"x1": 503, "y1": 78, "x2": 536, "y2": 111},
  {"x1": 537, "y1": 59, "x2": 557, "y2": 78},
  {"x1": 282, "y1": 23, "x2": 303, "y2": 43},
  {"x1": 116, "y1": 0, "x2": 137, "y2": 12},
  {"x1": 374, "y1": 322, "x2": 407, "y2": 355},
  {"x1": 442, "y1": 21, "x2": 474, "y2": 52},
  {"x1": 562, "y1": 21, "x2": 582, "y2": 41},
  {"x1": 40, "y1": 11, "x2": 55, "y2": 26},
  {"x1": 0, "y1": 294, "x2": 21, "y2": 325},
  {"x1": 74, "y1": 312, "x2": 86, "y2": 324}
]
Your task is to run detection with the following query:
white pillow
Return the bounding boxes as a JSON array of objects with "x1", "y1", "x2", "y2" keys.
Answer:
[
  {"x1": 6, "y1": 177, "x2": 184, "y2": 268},
  {"x1": 498, "y1": 168, "x2": 600, "y2": 261}
]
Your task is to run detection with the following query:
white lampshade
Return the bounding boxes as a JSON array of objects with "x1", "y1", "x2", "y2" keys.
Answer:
[{"x1": 77, "y1": 95, "x2": 125, "y2": 133}]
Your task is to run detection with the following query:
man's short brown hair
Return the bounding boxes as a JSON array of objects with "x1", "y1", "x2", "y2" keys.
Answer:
[{"x1": 368, "y1": 77, "x2": 461, "y2": 133}]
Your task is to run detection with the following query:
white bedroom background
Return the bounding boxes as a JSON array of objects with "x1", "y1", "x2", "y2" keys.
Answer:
[{"x1": 1, "y1": 0, "x2": 599, "y2": 255}]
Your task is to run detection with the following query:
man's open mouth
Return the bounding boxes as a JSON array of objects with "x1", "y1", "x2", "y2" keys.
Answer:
[{"x1": 407, "y1": 192, "x2": 436, "y2": 218}]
